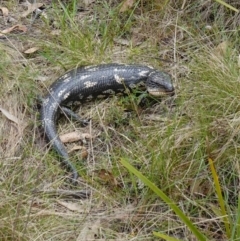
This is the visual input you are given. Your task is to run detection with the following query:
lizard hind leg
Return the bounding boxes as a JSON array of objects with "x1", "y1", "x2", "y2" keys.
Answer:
[{"x1": 60, "y1": 107, "x2": 90, "y2": 127}]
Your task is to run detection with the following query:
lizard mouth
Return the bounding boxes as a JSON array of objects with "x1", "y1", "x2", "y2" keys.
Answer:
[{"x1": 148, "y1": 88, "x2": 175, "y2": 97}]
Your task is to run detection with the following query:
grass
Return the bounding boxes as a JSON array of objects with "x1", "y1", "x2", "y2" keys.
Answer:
[{"x1": 0, "y1": 0, "x2": 240, "y2": 240}]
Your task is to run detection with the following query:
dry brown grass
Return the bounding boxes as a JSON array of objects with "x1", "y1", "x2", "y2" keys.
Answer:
[{"x1": 0, "y1": 0, "x2": 240, "y2": 240}]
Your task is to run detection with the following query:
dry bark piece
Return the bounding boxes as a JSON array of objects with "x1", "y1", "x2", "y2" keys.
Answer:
[{"x1": 60, "y1": 131, "x2": 92, "y2": 143}]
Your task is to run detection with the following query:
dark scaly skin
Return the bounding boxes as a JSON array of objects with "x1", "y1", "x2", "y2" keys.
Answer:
[{"x1": 40, "y1": 64, "x2": 174, "y2": 184}]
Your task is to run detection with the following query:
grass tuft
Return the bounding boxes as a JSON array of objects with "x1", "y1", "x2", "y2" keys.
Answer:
[{"x1": 1, "y1": 0, "x2": 240, "y2": 240}]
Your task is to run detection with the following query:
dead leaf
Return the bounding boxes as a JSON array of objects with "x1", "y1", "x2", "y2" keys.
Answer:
[
  {"x1": 120, "y1": 0, "x2": 136, "y2": 12},
  {"x1": 69, "y1": 145, "x2": 88, "y2": 159},
  {"x1": 50, "y1": 29, "x2": 61, "y2": 36},
  {"x1": 114, "y1": 37, "x2": 130, "y2": 46},
  {"x1": 0, "y1": 24, "x2": 27, "y2": 37},
  {"x1": 60, "y1": 131, "x2": 92, "y2": 143},
  {"x1": 35, "y1": 75, "x2": 48, "y2": 82},
  {"x1": 94, "y1": 169, "x2": 119, "y2": 187},
  {"x1": 69, "y1": 146, "x2": 84, "y2": 152},
  {"x1": 190, "y1": 179, "x2": 212, "y2": 196},
  {"x1": 22, "y1": 2, "x2": 44, "y2": 18},
  {"x1": 56, "y1": 200, "x2": 86, "y2": 213},
  {"x1": 213, "y1": 41, "x2": 229, "y2": 58},
  {"x1": 0, "y1": 107, "x2": 19, "y2": 125},
  {"x1": 0, "y1": 7, "x2": 9, "y2": 17},
  {"x1": 24, "y1": 47, "x2": 39, "y2": 54}
]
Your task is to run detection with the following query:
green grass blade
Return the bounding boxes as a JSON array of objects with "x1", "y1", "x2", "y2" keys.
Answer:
[
  {"x1": 121, "y1": 158, "x2": 208, "y2": 241},
  {"x1": 208, "y1": 157, "x2": 231, "y2": 238},
  {"x1": 231, "y1": 193, "x2": 240, "y2": 240},
  {"x1": 153, "y1": 231, "x2": 184, "y2": 241},
  {"x1": 214, "y1": 0, "x2": 239, "y2": 12},
  {"x1": 235, "y1": 194, "x2": 240, "y2": 239}
]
